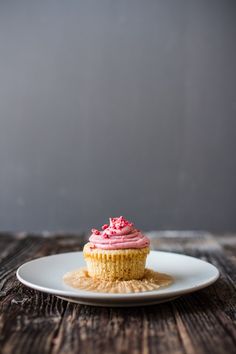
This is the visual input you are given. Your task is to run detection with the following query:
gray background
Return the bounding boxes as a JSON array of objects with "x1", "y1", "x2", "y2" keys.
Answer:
[{"x1": 0, "y1": 0, "x2": 236, "y2": 232}]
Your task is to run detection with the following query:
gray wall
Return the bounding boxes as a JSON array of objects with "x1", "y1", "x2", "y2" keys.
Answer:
[{"x1": 0, "y1": 0, "x2": 236, "y2": 232}]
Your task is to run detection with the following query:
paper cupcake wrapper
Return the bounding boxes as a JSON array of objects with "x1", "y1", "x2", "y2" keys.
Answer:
[{"x1": 63, "y1": 268, "x2": 173, "y2": 294}]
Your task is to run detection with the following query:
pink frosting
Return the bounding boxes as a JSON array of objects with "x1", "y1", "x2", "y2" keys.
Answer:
[{"x1": 89, "y1": 216, "x2": 150, "y2": 250}]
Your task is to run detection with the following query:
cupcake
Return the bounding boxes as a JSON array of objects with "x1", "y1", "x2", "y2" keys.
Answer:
[{"x1": 83, "y1": 216, "x2": 150, "y2": 281}]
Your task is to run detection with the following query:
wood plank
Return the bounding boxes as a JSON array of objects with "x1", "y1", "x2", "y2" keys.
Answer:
[
  {"x1": 0, "y1": 234, "x2": 86, "y2": 354},
  {"x1": 0, "y1": 233, "x2": 235, "y2": 354},
  {"x1": 52, "y1": 304, "x2": 186, "y2": 354},
  {"x1": 173, "y1": 288, "x2": 236, "y2": 354},
  {"x1": 50, "y1": 233, "x2": 236, "y2": 354},
  {"x1": 1, "y1": 290, "x2": 67, "y2": 354}
]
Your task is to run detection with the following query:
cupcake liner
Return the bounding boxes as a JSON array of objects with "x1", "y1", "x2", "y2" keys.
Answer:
[{"x1": 63, "y1": 268, "x2": 173, "y2": 293}]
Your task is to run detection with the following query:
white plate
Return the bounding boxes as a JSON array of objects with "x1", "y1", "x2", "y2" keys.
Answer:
[{"x1": 16, "y1": 251, "x2": 219, "y2": 307}]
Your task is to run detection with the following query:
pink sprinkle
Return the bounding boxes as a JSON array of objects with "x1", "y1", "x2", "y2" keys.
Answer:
[
  {"x1": 92, "y1": 228, "x2": 100, "y2": 235},
  {"x1": 109, "y1": 216, "x2": 135, "y2": 230},
  {"x1": 102, "y1": 224, "x2": 109, "y2": 230}
]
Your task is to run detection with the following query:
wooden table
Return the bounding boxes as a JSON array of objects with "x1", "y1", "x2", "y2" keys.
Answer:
[{"x1": 0, "y1": 232, "x2": 235, "y2": 354}]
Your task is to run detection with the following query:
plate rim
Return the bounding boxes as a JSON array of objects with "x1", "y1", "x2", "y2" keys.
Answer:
[
  {"x1": 16, "y1": 250, "x2": 220, "y2": 301},
  {"x1": 56, "y1": 295, "x2": 181, "y2": 307}
]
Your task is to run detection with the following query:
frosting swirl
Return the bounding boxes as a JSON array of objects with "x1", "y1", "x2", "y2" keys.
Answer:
[{"x1": 89, "y1": 216, "x2": 150, "y2": 250}]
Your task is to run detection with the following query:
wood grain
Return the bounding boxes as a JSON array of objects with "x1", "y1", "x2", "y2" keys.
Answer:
[{"x1": 0, "y1": 232, "x2": 235, "y2": 354}]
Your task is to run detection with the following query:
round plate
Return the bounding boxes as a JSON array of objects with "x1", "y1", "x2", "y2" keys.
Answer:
[{"x1": 16, "y1": 251, "x2": 219, "y2": 307}]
